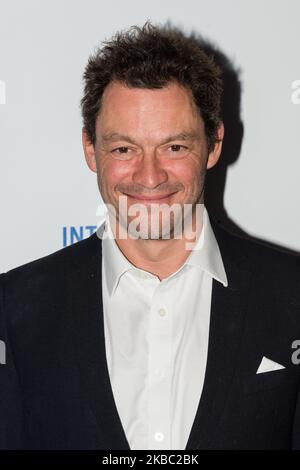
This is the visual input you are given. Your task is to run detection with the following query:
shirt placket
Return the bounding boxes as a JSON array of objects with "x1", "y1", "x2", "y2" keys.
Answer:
[{"x1": 147, "y1": 283, "x2": 173, "y2": 450}]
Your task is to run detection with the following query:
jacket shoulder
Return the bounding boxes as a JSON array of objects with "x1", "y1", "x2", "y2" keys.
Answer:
[
  {"x1": 212, "y1": 218, "x2": 300, "y2": 267},
  {"x1": 3, "y1": 232, "x2": 100, "y2": 282},
  {"x1": 0, "y1": 233, "x2": 101, "y2": 324}
]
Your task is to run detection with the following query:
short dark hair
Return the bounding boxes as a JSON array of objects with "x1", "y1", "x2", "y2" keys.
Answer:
[{"x1": 80, "y1": 21, "x2": 223, "y2": 153}]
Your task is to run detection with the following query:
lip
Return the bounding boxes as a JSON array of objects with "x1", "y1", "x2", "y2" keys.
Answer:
[{"x1": 123, "y1": 192, "x2": 177, "y2": 203}]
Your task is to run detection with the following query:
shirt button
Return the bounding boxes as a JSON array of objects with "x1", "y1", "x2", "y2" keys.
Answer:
[
  {"x1": 158, "y1": 308, "x2": 166, "y2": 317},
  {"x1": 154, "y1": 432, "x2": 164, "y2": 442}
]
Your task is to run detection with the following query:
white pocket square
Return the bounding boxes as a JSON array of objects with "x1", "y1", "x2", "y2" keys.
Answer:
[{"x1": 256, "y1": 356, "x2": 285, "y2": 374}]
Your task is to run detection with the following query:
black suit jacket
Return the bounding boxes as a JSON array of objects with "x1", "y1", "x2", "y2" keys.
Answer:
[{"x1": 1, "y1": 216, "x2": 300, "y2": 450}]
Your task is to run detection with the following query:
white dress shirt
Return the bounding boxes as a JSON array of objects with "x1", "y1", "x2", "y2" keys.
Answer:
[{"x1": 100, "y1": 205, "x2": 228, "y2": 450}]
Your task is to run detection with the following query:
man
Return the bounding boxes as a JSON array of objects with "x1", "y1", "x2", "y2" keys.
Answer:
[{"x1": 1, "y1": 22, "x2": 300, "y2": 450}]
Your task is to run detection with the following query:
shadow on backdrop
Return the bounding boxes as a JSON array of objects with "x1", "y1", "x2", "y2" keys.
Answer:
[{"x1": 189, "y1": 32, "x2": 300, "y2": 256}]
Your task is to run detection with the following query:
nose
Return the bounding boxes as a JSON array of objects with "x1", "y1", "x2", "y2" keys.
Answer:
[{"x1": 132, "y1": 151, "x2": 168, "y2": 189}]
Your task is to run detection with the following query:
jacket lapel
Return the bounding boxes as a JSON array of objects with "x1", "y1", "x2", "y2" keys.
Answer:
[
  {"x1": 72, "y1": 233, "x2": 130, "y2": 450},
  {"x1": 186, "y1": 218, "x2": 253, "y2": 450}
]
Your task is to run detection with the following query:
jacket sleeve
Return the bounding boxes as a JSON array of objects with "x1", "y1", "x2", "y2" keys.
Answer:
[{"x1": 0, "y1": 273, "x2": 24, "y2": 449}]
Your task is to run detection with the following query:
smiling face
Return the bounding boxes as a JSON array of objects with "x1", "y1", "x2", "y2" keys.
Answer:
[{"x1": 82, "y1": 80, "x2": 224, "y2": 239}]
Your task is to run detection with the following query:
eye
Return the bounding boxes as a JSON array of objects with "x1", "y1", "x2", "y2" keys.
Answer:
[
  {"x1": 165, "y1": 144, "x2": 189, "y2": 158},
  {"x1": 110, "y1": 146, "x2": 135, "y2": 160},
  {"x1": 112, "y1": 146, "x2": 130, "y2": 154},
  {"x1": 170, "y1": 144, "x2": 186, "y2": 152}
]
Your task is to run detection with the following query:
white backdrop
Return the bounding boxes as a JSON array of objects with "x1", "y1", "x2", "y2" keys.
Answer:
[{"x1": 0, "y1": 0, "x2": 299, "y2": 272}]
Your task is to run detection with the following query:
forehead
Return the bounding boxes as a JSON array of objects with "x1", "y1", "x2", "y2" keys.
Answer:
[
  {"x1": 101, "y1": 79, "x2": 195, "y2": 104},
  {"x1": 96, "y1": 80, "x2": 203, "y2": 138}
]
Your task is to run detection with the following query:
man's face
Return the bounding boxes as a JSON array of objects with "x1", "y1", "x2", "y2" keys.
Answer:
[{"x1": 83, "y1": 80, "x2": 223, "y2": 238}]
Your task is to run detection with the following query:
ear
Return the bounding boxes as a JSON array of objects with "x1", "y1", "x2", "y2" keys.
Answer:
[
  {"x1": 82, "y1": 127, "x2": 97, "y2": 173},
  {"x1": 206, "y1": 122, "x2": 224, "y2": 170}
]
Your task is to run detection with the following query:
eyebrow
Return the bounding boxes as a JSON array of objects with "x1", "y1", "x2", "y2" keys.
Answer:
[{"x1": 101, "y1": 131, "x2": 198, "y2": 145}]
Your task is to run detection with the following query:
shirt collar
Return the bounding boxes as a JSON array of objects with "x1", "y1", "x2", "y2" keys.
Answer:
[
  {"x1": 101, "y1": 213, "x2": 133, "y2": 297},
  {"x1": 100, "y1": 205, "x2": 228, "y2": 297},
  {"x1": 185, "y1": 206, "x2": 228, "y2": 287}
]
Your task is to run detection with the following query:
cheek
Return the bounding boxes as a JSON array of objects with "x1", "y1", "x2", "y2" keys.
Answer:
[
  {"x1": 167, "y1": 159, "x2": 204, "y2": 187},
  {"x1": 99, "y1": 158, "x2": 132, "y2": 189}
]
